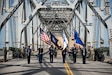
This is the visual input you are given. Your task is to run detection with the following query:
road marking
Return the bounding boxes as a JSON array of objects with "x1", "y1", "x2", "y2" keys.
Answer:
[
  {"x1": 65, "y1": 62, "x2": 74, "y2": 75},
  {"x1": 64, "y1": 63, "x2": 70, "y2": 75},
  {"x1": 60, "y1": 51, "x2": 74, "y2": 75}
]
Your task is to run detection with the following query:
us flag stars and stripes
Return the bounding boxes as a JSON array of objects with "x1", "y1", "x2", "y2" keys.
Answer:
[{"x1": 40, "y1": 28, "x2": 51, "y2": 45}]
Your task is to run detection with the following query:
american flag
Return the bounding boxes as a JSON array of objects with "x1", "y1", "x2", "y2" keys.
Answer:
[{"x1": 40, "y1": 28, "x2": 51, "y2": 45}]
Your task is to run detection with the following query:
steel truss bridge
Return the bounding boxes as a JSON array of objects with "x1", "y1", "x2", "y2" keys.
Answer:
[{"x1": 0, "y1": 0, "x2": 112, "y2": 58}]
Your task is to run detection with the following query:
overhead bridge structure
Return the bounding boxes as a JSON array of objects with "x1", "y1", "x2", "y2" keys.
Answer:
[{"x1": 0, "y1": 0, "x2": 112, "y2": 58}]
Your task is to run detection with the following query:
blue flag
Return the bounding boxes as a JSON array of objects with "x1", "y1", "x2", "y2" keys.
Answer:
[
  {"x1": 74, "y1": 30, "x2": 84, "y2": 46},
  {"x1": 50, "y1": 32, "x2": 59, "y2": 47}
]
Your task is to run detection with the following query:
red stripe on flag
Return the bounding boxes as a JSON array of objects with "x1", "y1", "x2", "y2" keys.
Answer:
[{"x1": 40, "y1": 32, "x2": 51, "y2": 45}]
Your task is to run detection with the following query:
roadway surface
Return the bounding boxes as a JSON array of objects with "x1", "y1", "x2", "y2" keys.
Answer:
[{"x1": 0, "y1": 50, "x2": 112, "y2": 75}]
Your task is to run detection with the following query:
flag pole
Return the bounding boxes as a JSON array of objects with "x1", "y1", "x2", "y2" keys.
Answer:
[
  {"x1": 40, "y1": 28, "x2": 41, "y2": 49},
  {"x1": 63, "y1": 30, "x2": 64, "y2": 49},
  {"x1": 84, "y1": 0, "x2": 87, "y2": 48}
]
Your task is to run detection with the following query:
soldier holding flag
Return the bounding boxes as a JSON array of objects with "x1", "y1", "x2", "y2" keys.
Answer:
[
  {"x1": 26, "y1": 46, "x2": 31, "y2": 64},
  {"x1": 81, "y1": 47, "x2": 86, "y2": 64},
  {"x1": 62, "y1": 31, "x2": 68, "y2": 63},
  {"x1": 49, "y1": 45, "x2": 54, "y2": 63},
  {"x1": 72, "y1": 44, "x2": 77, "y2": 63},
  {"x1": 74, "y1": 30, "x2": 86, "y2": 64},
  {"x1": 62, "y1": 47, "x2": 67, "y2": 63},
  {"x1": 38, "y1": 48, "x2": 43, "y2": 63}
]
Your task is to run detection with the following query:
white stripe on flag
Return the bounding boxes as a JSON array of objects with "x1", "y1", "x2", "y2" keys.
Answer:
[
  {"x1": 63, "y1": 32, "x2": 68, "y2": 49},
  {"x1": 40, "y1": 31, "x2": 51, "y2": 45}
]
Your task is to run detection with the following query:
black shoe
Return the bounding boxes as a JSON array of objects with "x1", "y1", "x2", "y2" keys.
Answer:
[
  {"x1": 73, "y1": 61, "x2": 76, "y2": 63},
  {"x1": 63, "y1": 61, "x2": 65, "y2": 63},
  {"x1": 39, "y1": 61, "x2": 42, "y2": 63}
]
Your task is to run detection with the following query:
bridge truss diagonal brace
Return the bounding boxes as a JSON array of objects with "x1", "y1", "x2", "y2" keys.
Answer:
[
  {"x1": 66, "y1": 0, "x2": 72, "y2": 5},
  {"x1": 21, "y1": 0, "x2": 48, "y2": 32},
  {"x1": 69, "y1": 0, "x2": 89, "y2": 33},
  {"x1": 85, "y1": 0, "x2": 112, "y2": 57},
  {"x1": 20, "y1": 2, "x2": 46, "y2": 48},
  {"x1": 73, "y1": 10, "x2": 89, "y2": 33},
  {"x1": 93, "y1": 7, "x2": 112, "y2": 29},
  {"x1": 74, "y1": 10, "x2": 86, "y2": 25},
  {"x1": 0, "y1": 0, "x2": 24, "y2": 31}
]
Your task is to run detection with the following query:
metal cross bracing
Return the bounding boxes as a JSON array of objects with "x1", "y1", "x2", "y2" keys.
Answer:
[
  {"x1": 38, "y1": 7, "x2": 73, "y2": 27},
  {"x1": 0, "y1": 0, "x2": 83, "y2": 49},
  {"x1": 0, "y1": 0, "x2": 24, "y2": 31},
  {"x1": 0, "y1": 0, "x2": 112, "y2": 58},
  {"x1": 85, "y1": 0, "x2": 112, "y2": 58}
]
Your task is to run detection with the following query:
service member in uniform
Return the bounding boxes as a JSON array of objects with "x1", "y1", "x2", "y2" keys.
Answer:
[
  {"x1": 49, "y1": 45, "x2": 54, "y2": 63},
  {"x1": 81, "y1": 47, "x2": 86, "y2": 64},
  {"x1": 62, "y1": 47, "x2": 67, "y2": 63},
  {"x1": 38, "y1": 48, "x2": 43, "y2": 63},
  {"x1": 26, "y1": 46, "x2": 31, "y2": 64},
  {"x1": 54, "y1": 47, "x2": 57, "y2": 58},
  {"x1": 72, "y1": 44, "x2": 77, "y2": 63}
]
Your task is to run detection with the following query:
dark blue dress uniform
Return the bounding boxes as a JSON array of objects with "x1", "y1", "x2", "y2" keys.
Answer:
[
  {"x1": 72, "y1": 47, "x2": 77, "y2": 63},
  {"x1": 81, "y1": 47, "x2": 86, "y2": 64},
  {"x1": 49, "y1": 45, "x2": 54, "y2": 63},
  {"x1": 54, "y1": 47, "x2": 57, "y2": 58},
  {"x1": 62, "y1": 48, "x2": 67, "y2": 63},
  {"x1": 26, "y1": 46, "x2": 31, "y2": 64},
  {"x1": 38, "y1": 48, "x2": 43, "y2": 63}
]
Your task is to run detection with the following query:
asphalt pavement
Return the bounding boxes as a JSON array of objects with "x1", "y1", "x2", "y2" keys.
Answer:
[{"x1": 0, "y1": 50, "x2": 112, "y2": 75}]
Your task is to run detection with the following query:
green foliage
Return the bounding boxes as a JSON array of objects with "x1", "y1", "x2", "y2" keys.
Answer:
[
  {"x1": 0, "y1": 48, "x2": 2, "y2": 50},
  {"x1": 9, "y1": 47, "x2": 22, "y2": 58},
  {"x1": 95, "y1": 47, "x2": 109, "y2": 52}
]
